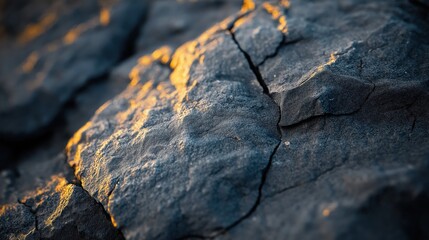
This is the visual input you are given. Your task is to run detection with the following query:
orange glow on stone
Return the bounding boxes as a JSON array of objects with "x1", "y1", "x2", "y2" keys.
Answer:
[
  {"x1": 280, "y1": 0, "x2": 291, "y2": 9},
  {"x1": 322, "y1": 208, "x2": 331, "y2": 217},
  {"x1": 99, "y1": 8, "x2": 111, "y2": 26},
  {"x1": 241, "y1": 0, "x2": 256, "y2": 12},
  {"x1": 63, "y1": 18, "x2": 99, "y2": 45},
  {"x1": 18, "y1": 13, "x2": 57, "y2": 44},
  {"x1": 45, "y1": 183, "x2": 74, "y2": 226},
  {"x1": 305, "y1": 52, "x2": 338, "y2": 82},
  {"x1": 263, "y1": 3, "x2": 288, "y2": 33},
  {"x1": 63, "y1": 30, "x2": 79, "y2": 45},
  {"x1": 129, "y1": 46, "x2": 172, "y2": 87},
  {"x1": 21, "y1": 52, "x2": 39, "y2": 73}
]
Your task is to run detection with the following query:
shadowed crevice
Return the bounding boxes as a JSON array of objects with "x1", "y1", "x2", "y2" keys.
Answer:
[
  {"x1": 17, "y1": 200, "x2": 39, "y2": 236},
  {"x1": 228, "y1": 28, "x2": 270, "y2": 95},
  {"x1": 68, "y1": 181, "x2": 126, "y2": 240},
  {"x1": 205, "y1": 14, "x2": 285, "y2": 238}
]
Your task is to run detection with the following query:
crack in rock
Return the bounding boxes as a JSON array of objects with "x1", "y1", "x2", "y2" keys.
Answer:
[
  {"x1": 65, "y1": 15, "x2": 281, "y2": 238},
  {"x1": 17, "y1": 200, "x2": 40, "y2": 235},
  {"x1": 70, "y1": 181, "x2": 126, "y2": 240},
  {"x1": 265, "y1": 162, "x2": 344, "y2": 199},
  {"x1": 228, "y1": 27, "x2": 271, "y2": 95},
  {"x1": 282, "y1": 82, "x2": 376, "y2": 129},
  {"x1": 210, "y1": 13, "x2": 284, "y2": 237}
]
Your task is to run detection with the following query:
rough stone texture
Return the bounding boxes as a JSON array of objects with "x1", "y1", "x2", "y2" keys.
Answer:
[
  {"x1": 1, "y1": 176, "x2": 123, "y2": 240},
  {"x1": 66, "y1": 20, "x2": 280, "y2": 239},
  {"x1": 110, "y1": 0, "x2": 243, "y2": 92},
  {"x1": 0, "y1": 0, "x2": 243, "y2": 203},
  {"x1": 217, "y1": 0, "x2": 429, "y2": 239},
  {"x1": 1, "y1": 0, "x2": 429, "y2": 239},
  {"x1": 0, "y1": 153, "x2": 73, "y2": 205},
  {"x1": 0, "y1": 0, "x2": 147, "y2": 138},
  {"x1": 0, "y1": 202, "x2": 38, "y2": 240},
  {"x1": 221, "y1": 164, "x2": 429, "y2": 240}
]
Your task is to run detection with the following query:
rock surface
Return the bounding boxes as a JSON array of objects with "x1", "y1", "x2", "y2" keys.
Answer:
[
  {"x1": 1, "y1": 176, "x2": 123, "y2": 240},
  {"x1": 0, "y1": 0, "x2": 148, "y2": 138},
  {"x1": 1, "y1": 0, "x2": 429, "y2": 239},
  {"x1": 0, "y1": 0, "x2": 242, "y2": 200},
  {"x1": 66, "y1": 22, "x2": 280, "y2": 239}
]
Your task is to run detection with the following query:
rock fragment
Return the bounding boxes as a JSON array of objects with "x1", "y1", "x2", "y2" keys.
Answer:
[{"x1": 1, "y1": 176, "x2": 123, "y2": 240}]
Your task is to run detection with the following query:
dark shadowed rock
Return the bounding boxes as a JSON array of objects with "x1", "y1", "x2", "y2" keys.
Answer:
[
  {"x1": 0, "y1": 202, "x2": 38, "y2": 240},
  {"x1": 0, "y1": 0, "x2": 147, "y2": 138},
  {"x1": 1, "y1": 0, "x2": 429, "y2": 239},
  {"x1": 0, "y1": 153, "x2": 74, "y2": 205},
  {"x1": 1, "y1": 176, "x2": 123, "y2": 240},
  {"x1": 221, "y1": 164, "x2": 429, "y2": 240},
  {"x1": 136, "y1": 0, "x2": 242, "y2": 52},
  {"x1": 215, "y1": 0, "x2": 429, "y2": 239}
]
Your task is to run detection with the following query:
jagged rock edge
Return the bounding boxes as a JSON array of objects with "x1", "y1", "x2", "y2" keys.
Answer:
[
  {"x1": 70, "y1": 181, "x2": 126, "y2": 240},
  {"x1": 281, "y1": 82, "x2": 375, "y2": 129},
  {"x1": 65, "y1": 150, "x2": 126, "y2": 238},
  {"x1": 59, "y1": 4, "x2": 154, "y2": 237}
]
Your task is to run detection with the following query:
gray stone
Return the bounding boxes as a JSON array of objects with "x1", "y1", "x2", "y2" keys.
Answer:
[
  {"x1": 1, "y1": 176, "x2": 123, "y2": 240},
  {"x1": 110, "y1": 0, "x2": 243, "y2": 89},
  {"x1": 2, "y1": 0, "x2": 429, "y2": 239},
  {"x1": 218, "y1": 0, "x2": 429, "y2": 239},
  {"x1": 221, "y1": 163, "x2": 429, "y2": 240},
  {"x1": 0, "y1": 0, "x2": 148, "y2": 137},
  {"x1": 136, "y1": 0, "x2": 242, "y2": 53},
  {"x1": 66, "y1": 20, "x2": 280, "y2": 239},
  {"x1": 0, "y1": 202, "x2": 38, "y2": 240},
  {"x1": 0, "y1": 153, "x2": 74, "y2": 205}
]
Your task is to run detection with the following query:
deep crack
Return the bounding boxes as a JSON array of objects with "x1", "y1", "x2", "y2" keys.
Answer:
[
  {"x1": 223, "y1": 141, "x2": 281, "y2": 231},
  {"x1": 65, "y1": 152, "x2": 125, "y2": 240},
  {"x1": 18, "y1": 200, "x2": 39, "y2": 235},
  {"x1": 405, "y1": 97, "x2": 420, "y2": 135},
  {"x1": 206, "y1": 13, "x2": 285, "y2": 238},
  {"x1": 68, "y1": 181, "x2": 126, "y2": 240},
  {"x1": 227, "y1": 28, "x2": 271, "y2": 95}
]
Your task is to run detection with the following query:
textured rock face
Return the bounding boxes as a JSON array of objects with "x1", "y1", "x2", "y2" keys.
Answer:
[
  {"x1": 1, "y1": 0, "x2": 429, "y2": 239},
  {"x1": 0, "y1": 0, "x2": 243, "y2": 202},
  {"x1": 1, "y1": 176, "x2": 123, "y2": 240},
  {"x1": 0, "y1": 0, "x2": 147, "y2": 138},
  {"x1": 66, "y1": 22, "x2": 280, "y2": 239},
  {"x1": 219, "y1": 0, "x2": 429, "y2": 239}
]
